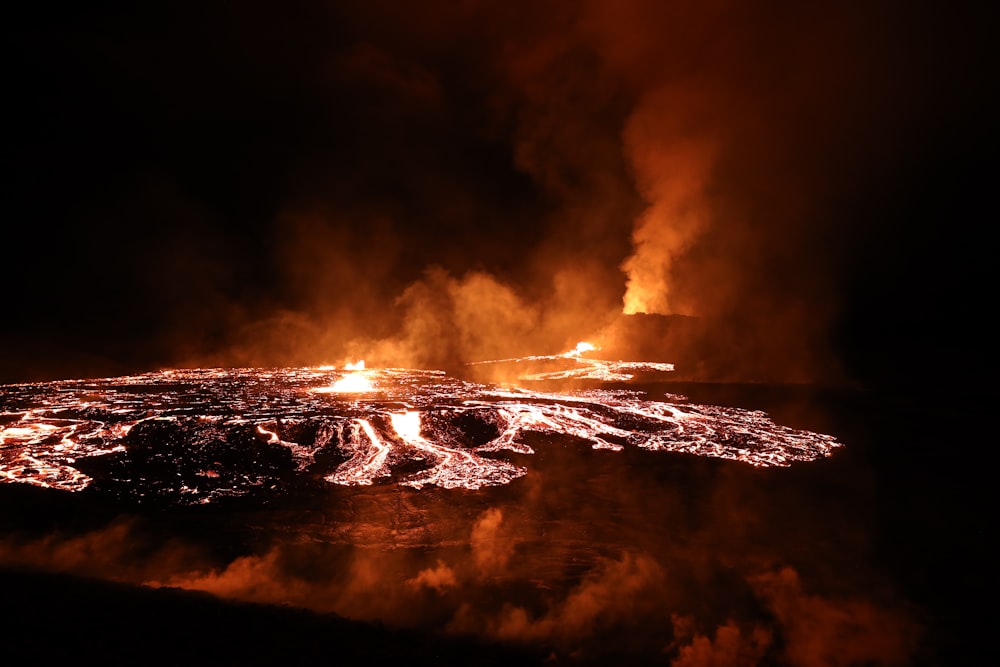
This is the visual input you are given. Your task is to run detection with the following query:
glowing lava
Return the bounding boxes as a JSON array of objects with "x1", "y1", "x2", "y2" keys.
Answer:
[
  {"x1": 327, "y1": 374, "x2": 375, "y2": 393},
  {"x1": 388, "y1": 410, "x2": 523, "y2": 489},
  {"x1": 469, "y1": 343, "x2": 675, "y2": 381},
  {"x1": 0, "y1": 362, "x2": 842, "y2": 504},
  {"x1": 325, "y1": 419, "x2": 391, "y2": 486},
  {"x1": 316, "y1": 360, "x2": 375, "y2": 393}
]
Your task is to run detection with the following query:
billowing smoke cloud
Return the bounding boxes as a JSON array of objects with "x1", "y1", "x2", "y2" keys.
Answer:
[
  {"x1": 363, "y1": 269, "x2": 543, "y2": 369},
  {"x1": 0, "y1": 518, "x2": 209, "y2": 582},
  {"x1": 224, "y1": 0, "x2": 937, "y2": 381},
  {"x1": 449, "y1": 550, "x2": 665, "y2": 647},
  {"x1": 7, "y1": 0, "x2": 986, "y2": 386},
  {"x1": 0, "y1": 492, "x2": 925, "y2": 665},
  {"x1": 670, "y1": 618, "x2": 772, "y2": 667},
  {"x1": 751, "y1": 567, "x2": 918, "y2": 667},
  {"x1": 469, "y1": 507, "x2": 516, "y2": 574},
  {"x1": 407, "y1": 560, "x2": 458, "y2": 593},
  {"x1": 0, "y1": 527, "x2": 920, "y2": 665}
]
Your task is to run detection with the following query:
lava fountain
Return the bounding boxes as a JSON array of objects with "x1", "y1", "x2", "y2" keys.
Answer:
[{"x1": 315, "y1": 360, "x2": 375, "y2": 394}]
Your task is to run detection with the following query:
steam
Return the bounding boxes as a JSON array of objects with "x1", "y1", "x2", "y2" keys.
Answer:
[{"x1": 231, "y1": 0, "x2": 891, "y2": 381}]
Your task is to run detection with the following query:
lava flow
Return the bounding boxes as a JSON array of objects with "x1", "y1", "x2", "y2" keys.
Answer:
[{"x1": 0, "y1": 349, "x2": 841, "y2": 505}]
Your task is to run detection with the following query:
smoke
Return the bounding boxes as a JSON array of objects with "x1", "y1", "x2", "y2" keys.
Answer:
[
  {"x1": 152, "y1": 548, "x2": 315, "y2": 607},
  {"x1": 407, "y1": 560, "x2": 458, "y2": 593},
  {"x1": 243, "y1": 0, "x2": 916, "y2": 381},
  {"x1": 470, "y1": 507, "x2": 516, "y2": 574},
  {"x1": 364, "y1": 269, "x2": 543, "y2": 368},
  {"x1": 5, "y1": 0, "x2": 992, "y2": 388},
  {"x1": 670, "y1": 618, "x2": 772, "y2": 667},
  {"x1": 449, "y1": 550, "x2": 665, "y2": 647},
  {"x1": 0, "y1": 518, "x2": 209, "y2": 583},
  {"x1": 621, "y1": 85, "x2": 717, "y2": 316},
  {"x1": 663, "y1": 566, "x2": 920, "y2": 667},
  {"x1": 751, "y1": 567, "x2": 919, "y2": 667},
  {"x1": 0, "y1": 458, "x2": 929, "y2": 665},
  {"x1": 0, "y1": 519, "x2": 921, "y2": 664}
]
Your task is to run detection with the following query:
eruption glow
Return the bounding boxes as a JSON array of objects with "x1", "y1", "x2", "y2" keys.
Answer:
[
  {"x1": 316, "y1": 361, "x2": 375, "y2": 394},
  {"x1": 469, "y1": 343, "x2": 675, "y2": 382}
]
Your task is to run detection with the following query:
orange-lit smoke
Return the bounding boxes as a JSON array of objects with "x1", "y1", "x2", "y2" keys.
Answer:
[
  {"x1": 620, "y1": 87, "x2": 717, "y2": 315},
  {"x1": 358, "y1": 267, "x2": 612, "y2": 368},
  {"x1": 0, "y1": 492, "x2": 924, "y2": 665},
  {"x1": 450, "y1": 550, "x2": 665, "y2": 645},
  {"x1": 127, "y1": 0, "x2": 915, "y2": 386},
  {"x1": 469, "y1": 507, "x2": 516, "y2": 575},
  {"x1": 670, "y1": 618, "x2": 772, "y2": 667},
  {"x1": 751, "y1": 567, "x2": 919, "y2": 667},
  {"x1": 2, "y1": 0, "x2": 976, "y2": 391}
]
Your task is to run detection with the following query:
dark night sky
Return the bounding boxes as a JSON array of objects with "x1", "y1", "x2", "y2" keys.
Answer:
[{"x1": 4, "y1": 0, "x2": 996, "y2": 391}]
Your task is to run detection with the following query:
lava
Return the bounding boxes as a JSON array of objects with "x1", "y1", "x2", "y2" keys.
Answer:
[
  {"x1": 315, "y1": 360, "x2": 375, "y2": 393},
  {"x1": 469, "y1": 342, "x2": 676, "y2": 381},
  {"x1": 0, "y1": 361, "x2": 841, "y2": 504},
  {"x1": 388, "y1": 409, "x2": 524, "y2": 490},
  {"x1": 324, "y1": 418, "x2": 391, "y2": 486},
  {"x1": 324, "y1": 373, "x2": 375, "y2": 393}
]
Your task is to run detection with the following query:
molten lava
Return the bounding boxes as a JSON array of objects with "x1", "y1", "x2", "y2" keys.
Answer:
[
  {"x1": 316, "y1": 361, "x2": 375, "y2": 394},
  {"x1": 0, "y1": 354, "x2": 842, "y2": 503},
  {"x1": 326, "y1": 374, "x2": 375, "y2": 393},
  {"x1": 469, "y1": 342, "x2": 675, "y2": 381}
]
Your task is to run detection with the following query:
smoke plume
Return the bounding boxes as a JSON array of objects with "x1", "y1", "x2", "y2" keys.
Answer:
[{"x1": 6, "y1": 0, "x2": 989, "y2": 386}]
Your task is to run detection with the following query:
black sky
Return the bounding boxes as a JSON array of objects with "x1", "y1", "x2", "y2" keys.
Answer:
[{"x1": 4, "y1": 0, "x2": 996, "y2": 392}]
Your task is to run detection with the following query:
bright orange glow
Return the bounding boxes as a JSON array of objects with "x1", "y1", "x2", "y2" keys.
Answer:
[
  {"x1": 390, "y1": 410, "x2": 422, "y2": 442},
  {"x1": 386, "y1": 409, "x2": 521, "y2": 489},
  {"x1": 313, "y1": 361, "x2": 375, "y2": 393},
  {"x1": 328, "y1": 374, "x2": 375, "y2": 393},
  {"x1": 325, "y1": 419, "x2": 391, "y2": 486},
  {"x1": 256, "y1": 424, "x2": 280, "y2": 444},
  {"x1": 1, "y1": 365, "x2": 841, "y2": 496}
]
